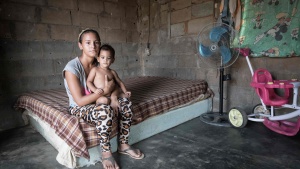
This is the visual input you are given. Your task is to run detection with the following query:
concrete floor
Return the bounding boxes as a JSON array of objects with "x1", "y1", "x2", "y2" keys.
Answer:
[{"x1": 1, "y1": 118, "x2": 300, "y2": 169}]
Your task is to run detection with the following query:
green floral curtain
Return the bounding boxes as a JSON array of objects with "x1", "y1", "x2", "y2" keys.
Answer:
[{"x1": 233, "y1": 0, "x2": 300, "y2": 57}]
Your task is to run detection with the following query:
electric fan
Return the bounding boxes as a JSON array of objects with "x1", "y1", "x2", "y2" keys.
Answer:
[{"x1": 197, "y1": 22, "x2": 247, "y2": 127}]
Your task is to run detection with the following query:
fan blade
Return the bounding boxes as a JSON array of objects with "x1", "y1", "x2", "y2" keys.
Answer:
[
  {"x1": 209, "y1": 26, "x2": 228, "y2": 42},
  {"x1": 199, "y1": 44, "x2": 212, "y2": 57},
  {"x1": 220, "y1": 45, "x2": 232, "y2": 64}
]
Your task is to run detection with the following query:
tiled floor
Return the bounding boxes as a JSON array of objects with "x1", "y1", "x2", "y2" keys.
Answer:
[{"x1": 1, "y1": 117, "x2": 300, "y2": 169}]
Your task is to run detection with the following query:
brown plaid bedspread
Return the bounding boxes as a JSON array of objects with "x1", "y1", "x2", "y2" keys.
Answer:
[{"x1": 14, "y1": 76, "x2": 210, "y2": 159}]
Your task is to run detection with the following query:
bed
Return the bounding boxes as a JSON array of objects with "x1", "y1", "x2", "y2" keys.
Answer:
[{"x1": 14, "y1": 76, "x2": 212, "y2": 168}]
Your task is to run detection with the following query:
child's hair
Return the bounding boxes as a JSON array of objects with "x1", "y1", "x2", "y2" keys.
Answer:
[
  {"x1": 100, "y1": 44, "x2": 115, "y2": 62},
  {"x1": 78, "y1": 28, "x2": 101, "y2": 43}
]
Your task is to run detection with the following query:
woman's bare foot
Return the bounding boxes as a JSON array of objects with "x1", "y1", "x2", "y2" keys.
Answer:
[
  {"x1": 102, "y1": 151, "x2": 119, "y2": 169},
  {"x1": 118, "y1": 144, "x2": 144, "y2": 159}
]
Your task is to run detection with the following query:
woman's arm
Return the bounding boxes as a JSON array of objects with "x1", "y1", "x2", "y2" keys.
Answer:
[
  {"x1": 65, "y1": 71, "x2": 99, "y2": 106},
  {"x1": 65, "y1": 71, "x2": 114, "y2": 106}
]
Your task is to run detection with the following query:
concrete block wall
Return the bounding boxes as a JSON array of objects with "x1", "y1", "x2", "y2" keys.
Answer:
[
  {"x1": 1, "y1": 0, "x2": 300, "y2": 131},
  {"x1": 0, "y1": 0, "x2": 141, "y2": 131},
  {"x1": 137, "y1": 0, "x2": 300, "y2": 114}
]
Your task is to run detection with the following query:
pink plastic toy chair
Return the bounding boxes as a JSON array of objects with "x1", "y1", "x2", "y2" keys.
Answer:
[{"x1": 251, "y1": 68, "x2": 290, "y2": 106}]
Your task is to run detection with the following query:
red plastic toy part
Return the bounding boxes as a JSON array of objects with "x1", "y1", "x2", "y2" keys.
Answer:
[
  {"x1": 263, "y1": 118, "x2": 300, "y2": 136},
  {"x1": 250, "y1": 68, "x2": 291, "y2": 106},
  {"x1": 238, "y1": 48, "x2": 250, "y2": 57}
]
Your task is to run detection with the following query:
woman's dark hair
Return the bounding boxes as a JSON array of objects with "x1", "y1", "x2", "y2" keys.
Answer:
[
  {"x1": 78, "y1": 28, "x2": 101, "y2": 44},
  {"x1": 100, "y1": 44, "x2": 115, "y2": 62}
]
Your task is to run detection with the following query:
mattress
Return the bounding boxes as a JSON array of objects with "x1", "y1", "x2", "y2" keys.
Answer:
[{"x1": 14, "y1": 76, "x2": 211, "y2": 160}]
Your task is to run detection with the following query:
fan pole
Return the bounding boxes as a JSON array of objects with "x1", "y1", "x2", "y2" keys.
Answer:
[
  {"x1": 219, "y1": 67, "x2": 224, "y2": 116},
  {"x1": 199, "y1": 66, "x2": 231, "y2": 127}
]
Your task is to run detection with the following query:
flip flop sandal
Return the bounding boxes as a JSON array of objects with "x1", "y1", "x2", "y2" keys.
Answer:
[{"x1": 118, "y1": 147, "x2": 145, "y2": 159}]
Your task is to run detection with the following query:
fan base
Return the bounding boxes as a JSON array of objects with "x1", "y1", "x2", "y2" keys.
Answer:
[{"x1": 199, "y1": 112, "x2": 231, "y2": 127}]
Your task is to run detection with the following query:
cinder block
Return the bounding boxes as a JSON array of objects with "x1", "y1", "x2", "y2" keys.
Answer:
[
  {"x1": 0, "y1": 40, "x2": 43, "y2": 60},
  {"x1": 110, "y1": 43, "x2": 122, "y2": 57},
  {"x1": 149, "y1": 43, "x2": 172, "y2": 56},
  {"x1": 53, "y1": 57, "x2": 73, "y2": 74},
  {"x1": 50, "y1": 25, "x2": 78, "y2": 41},
  {"x1": 125, "y1": 6, "x2": 138, "y2": 19},
  {"x1": 192, "y1": 0, "x2": 211, "y2": 4},
  {"x1": 144, "y1": 67, "x2": 176, "y2": 77},
  {"x1": 41, "y1": 7, "x2": 71, "y2": 25},
  {"x1": 150, "y1": 3, "x2": 160, "y2": 28},
  {"x1": 106, "y1": 29, "x2": 126, "y2": 43},
  {"x1": 98, "y1": 16, "x2": 121, "y2": 29},
  {"x1": 171, "y1": 7, "x2": 191, "y2": 24},
  {"x1": 43, "y1": 74, "x2": 64, "y2": 89},
  {"x1": 187, "y1": 16, "x2": 214, "y2": 34},
  {"x1": 195, "y1": 67, "x2": 207, "y2": 80},
  {"x1": 71, "y1": 11, "x2": 98, "y2": 27},
  {"x1": 139, "y1": 30, "x2": 156, "y2": 44},
  {"x1": 171, "y1": 36, "x2": 196, "y2": 55},
  {"x1": 119, "y1": 0, "x2": 137, "y2": 6},
  {"x1": 175, "y1": 68, "x2": 196, "y2": 80},
  {"x1": 144, "y1": 55, "x2": 177, "y2": 68},
  {"x1": 171, "y1": 22, "x2": 185, "y2": 37},
  {"x1": 43, "y1": 41, "x2": 74, "y2": 59},
  {"x1": 126, "y1": 31, "x2": 139, "y2": 43},
  {"x1": 171, "y1": 0, "x2": 191, "y2": 10},
  {"x1": 157, "y1": 27, "x2": 169, "y2": 43},
  {"x1": 123, "y1": 68, "x2": 143, "y2": 77},
  {"x1": 104, "y1": 2, "x2": 125, "y2": 18},
  {"x1": 0, "y1": 2, "x2": 36, "y2": 22},
  {"x1": 8, "y1": 0, "x2": 46, "y2": 5},
  {"x1": 267, "y1": 57, "x2": 300, "y2": 74},
  {"x1": 14, "y1": 22, "x2": 50, "y2": 41},
  {"x1": 228, "y1": 86, "x2": 254, "y2": 109},
  {"x1": 160, "y1": 3, "x2": 168, "y2": 12},
  {"x1": 9, "y1": 59, "x2": 55, "y2": 78},
  {"x1": 97, "y1": 28, "x2": 106, "y2": 43},
  {"x1": 160, "y1": 10, "x2": 168, "y2": 25},
  {"x1": 121, "y1": 18, "x2": 137, "y2": 31},
  {"x1": 122, "y1": 43, "x2": 138, "y2": 56},
  {"x1": 0, "y1": 21, "x2": 12, "y2": 39},
  {"x1": 78, "y1": 0, "x2": 103, "y2": 13},
  {"x1": 149, "y1": 30, "x2": 158, "y2": 44},
  {"x1": 177, "y1": 54, "x2": 198, "y2": 68},
  {"x1": 127, "y1": 55, "x2": 140, "y2": 69},
  {"x1": 191, "y1": 1, "x2": 213, "y2": 18},
  {"x1": 48, "y1": 0, "x2": 77, "y2": 9}
]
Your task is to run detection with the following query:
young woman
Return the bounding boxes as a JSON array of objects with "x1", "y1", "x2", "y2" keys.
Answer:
[{"x1": 62, "y1": 29, "x2": 144, "y2": 169}]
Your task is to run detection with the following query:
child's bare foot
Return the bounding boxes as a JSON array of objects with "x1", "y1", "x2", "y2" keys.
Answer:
[{"x1": 102, "y1": 152, "x2": 119, "y2": 169}]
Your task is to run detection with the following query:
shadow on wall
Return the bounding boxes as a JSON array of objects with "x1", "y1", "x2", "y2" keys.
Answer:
[{"x1": 0, "y1": 40, "x2": 25, "y2": 131}]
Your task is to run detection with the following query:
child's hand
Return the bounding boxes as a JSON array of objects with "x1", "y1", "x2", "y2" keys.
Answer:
[
  {"x1": 95, "y1": 88, "x2": 104, "y2": 95},
  {"x1": 125, "y1": 91, "x2": 131, "y2": 98}
]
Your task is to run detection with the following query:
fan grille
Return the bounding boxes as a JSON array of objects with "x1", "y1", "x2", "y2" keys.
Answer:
[{"x1": 197, "y1": 22, "x2": 240, "y2": 69}]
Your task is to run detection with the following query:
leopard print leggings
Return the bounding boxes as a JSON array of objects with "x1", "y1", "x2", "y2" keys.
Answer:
[{"x1": 69, "y1": 97, "x2": 133, "y2": 152}]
